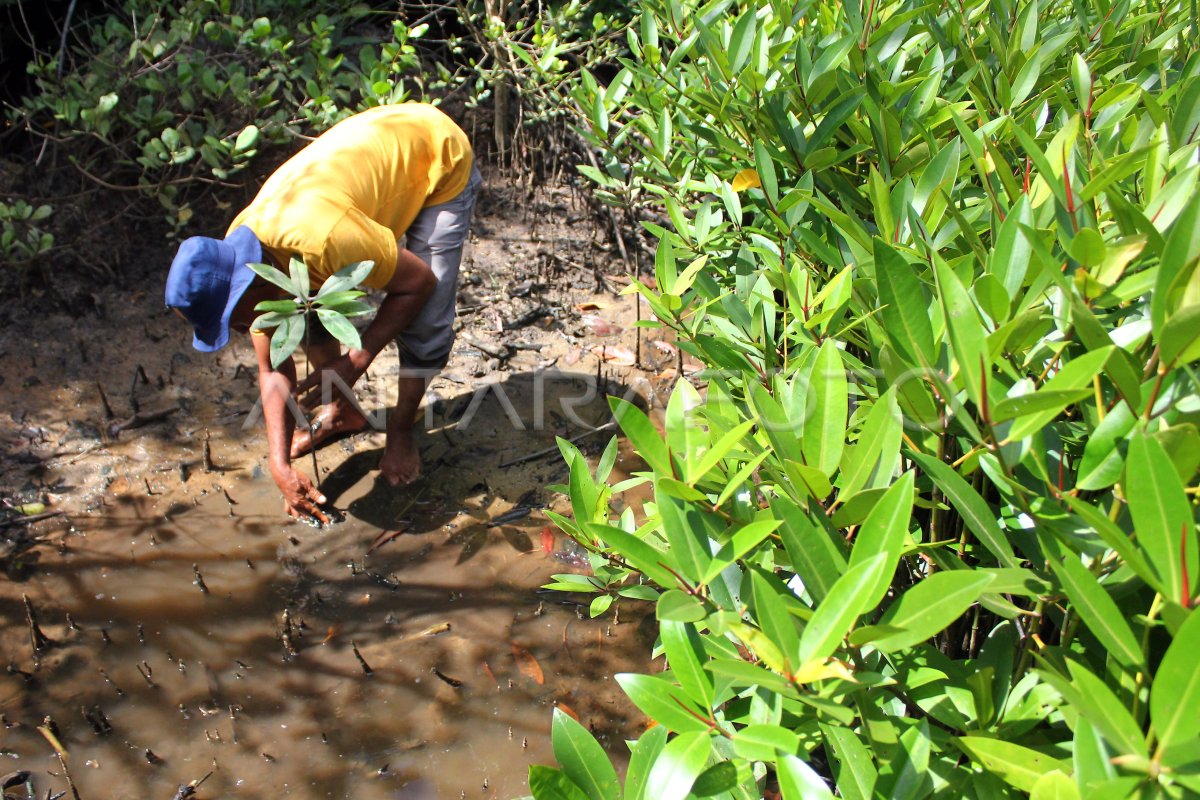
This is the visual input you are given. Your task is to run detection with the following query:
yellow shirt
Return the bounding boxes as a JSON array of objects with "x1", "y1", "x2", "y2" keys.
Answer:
[{"x1": 228, "y1": 103, "x2": 473, "y2": 290}]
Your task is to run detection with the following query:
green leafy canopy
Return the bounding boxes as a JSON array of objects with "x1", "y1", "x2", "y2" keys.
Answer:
[{"x1": 534, "y1": 0, "x2": 1200, "y2": 798}]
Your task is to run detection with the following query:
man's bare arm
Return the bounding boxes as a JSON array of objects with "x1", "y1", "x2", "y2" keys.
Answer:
[
  {"x1": 296, "y1": 248, "x2": 437, "y2": 395},
  {"x1": 360, "y1": 248, "x2": 437, "y2": 357},
  {"x1": 250, "y1": 332, "x2": 328, "y2": 522}
]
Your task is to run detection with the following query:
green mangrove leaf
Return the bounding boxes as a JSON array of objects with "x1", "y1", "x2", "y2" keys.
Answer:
[
  {"x1": 551, "y1": 709, "x2": 621, "y2": 800},
  {"x1": 874, "y1": 238, "x2": 935, "y2": 367},
  {"x1": 645, "y1": 730, "x2": 711, "y2": 800},
  {"x1": 610, "y1": 397, "x2": 673, "y2": 478},
  {"x1": 799, "y1": 553, "x2": 888, "y2": 664},
  {"x1": 1043, "y1": 536, "x2": 1144, "y2": 668},
  {"x1": 528, "y1": 765, "x2": 591, "y2": 800},
  {"x1": 624, "y1": 725, "x2": 668, "y2": 800},
  {"x1": 247, "y1": 261, "x2": 297, "y2": 295},
  {"x1": 1149, "y1": 608, "x2": 1200, "y2": 753},
  {"x1": 852, "y1": 571, "x2": 996, "y2": 651},
  {"x1": 848, "y1": 471, "x2": 913, "y2": 607},
  {"x1": 660, "y1": 620, "x2": 713, "y2": 708},
  {"x1": 821, "y1": 724, "x2": 876, "y2": 800},
  {"x1": 315, "y1": 308, "x2": 361, "y2": 350},
  {"x1": 803, "y1": 339, "x2": 847, "y2": 478},
  {"x1": 1126, "y1": 433, "x2": 1195, "y2": 606},
  {"x1": 268, "y1": 315, "x2": 304, "y2": 368},
  {"x1": 777, "y1": 753, "x2": 836, "y2": 800},
  {"x1": 955, "y1": 737, "x2": 1068, "y2": 792},
  {"x1": 910, "y1": 452, "x2": 1021, "y2": 568}
]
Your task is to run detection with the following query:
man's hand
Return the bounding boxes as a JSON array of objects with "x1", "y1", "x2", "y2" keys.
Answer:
[{"x1": 271, "y1": 465, "x2": 330, "y2": 524}]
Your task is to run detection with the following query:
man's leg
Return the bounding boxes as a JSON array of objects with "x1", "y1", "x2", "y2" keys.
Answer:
[
  {"x1": 380, "y1": 167, "x2": 481, "y2": 485},
  {"x1": 379, "y1": 368, "x2": 435, "y2": 485}
]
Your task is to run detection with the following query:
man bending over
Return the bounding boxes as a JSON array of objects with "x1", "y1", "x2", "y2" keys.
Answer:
[{"x1": 165, "y1": 103, "x2": 480, "y2": 523}]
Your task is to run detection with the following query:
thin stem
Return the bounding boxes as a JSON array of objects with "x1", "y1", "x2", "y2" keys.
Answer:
[{"x1": 302, "y1": 304, "x2": 322, "y2": 492}]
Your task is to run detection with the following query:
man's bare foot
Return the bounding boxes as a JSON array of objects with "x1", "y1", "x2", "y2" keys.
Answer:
[
  {"x1": 291, "y1": 401, "x2": 369, "y2": 458},
  {"x1": 379, "y1": 431, "x2": 421, "y2": 486}
]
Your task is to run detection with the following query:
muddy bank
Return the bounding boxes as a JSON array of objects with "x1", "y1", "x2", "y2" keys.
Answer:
[{"x1": 0, "y1": 179, "x2": 681, "y2": 798}]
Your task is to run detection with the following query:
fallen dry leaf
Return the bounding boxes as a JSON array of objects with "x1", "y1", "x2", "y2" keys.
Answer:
[
  {"x1": 555, "y1": 701, "x2": 580, "y2": 721},
  {"x1": 574, "y1": 300, "x2": 612, "y2": 312},
  {"x1": 511, "y1": 642, "x2": 545, "y2": 685},
  {"x1": 540, "y1": 526, "x2": 556, "y2": 556},
  {"x1": 591, "y1": 344, "x2": 635, "y2": 367}
]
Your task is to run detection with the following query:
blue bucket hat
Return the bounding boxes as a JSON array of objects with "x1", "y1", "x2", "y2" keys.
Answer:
[{"x1": 165, "y1": 225, "x2": 262, "y2": 352}]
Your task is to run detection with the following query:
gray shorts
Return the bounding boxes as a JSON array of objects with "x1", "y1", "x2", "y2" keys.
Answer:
[{"x1": 397, "y1": 166, "x2": 482, "y2": 371}]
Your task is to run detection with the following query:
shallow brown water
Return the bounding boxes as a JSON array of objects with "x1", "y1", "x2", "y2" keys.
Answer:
[
  {"x1": 2, "y1": 466, "x2": 653, "y2": 799},
  {"x1": 0, "y1": 367, "x2": 662, "y2": 799}
]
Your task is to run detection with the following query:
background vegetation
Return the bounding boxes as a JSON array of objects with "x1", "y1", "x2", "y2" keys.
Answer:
[
  {"x1": 0, "y1": 0, "x2": 618, "y2": 291},
  {"x1": 540, "y1": 0, "x2": 1200, "y2": 797},
  {"x1": 4, "y1": 0, "x2": 1200, "y2": 797}
]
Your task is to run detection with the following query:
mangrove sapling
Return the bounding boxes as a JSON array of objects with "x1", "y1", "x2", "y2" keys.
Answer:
[{"x1": 246, "y1": 257, "x2": 375, "y2": 525}]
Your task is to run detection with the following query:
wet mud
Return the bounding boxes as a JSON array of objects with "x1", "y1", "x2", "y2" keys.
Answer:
[{"x1": 0, "y1": 182, "x2": 681, "y2": 798}]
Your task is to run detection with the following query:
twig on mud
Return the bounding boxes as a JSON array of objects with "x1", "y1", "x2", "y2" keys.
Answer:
[
  {"x1": 191, "y1": 564, "x2": 210, "y2": 595},
  {"x1": 129, "y1": 365, "x2": 149, "y2": 413},
  {"x1": 202, "y1": 430, "x2": 215, "y2": 473},
  {"x1": 0, "y1": 771, "x2": 31, "y2": 795},
  {"x1": 1, "y1": 510, "x2": 65, "y2": 528},
  {"x1": 24, "y1": 594, "x2": 55, "y2": 658},
  {"x1": 81, "y1": 706, "x2": 113, "y2": 737},
  {"x1": 365, "y1": 525, "x2": 411, "y2": 556},
  {"x1": 405, "y1": 622, "x2": 452, "y2": 640},
  {"x1": 172, "y1": 769, "x2": 213, "y2": 799},
  {"x1": 431, "y1": 667, "x2": 463, "y2": 688},
  {"x1": 503, "y1": 306, "x2": 553, "y2": 330},
  {"x1": 461, "y1": 334, "x2": 511, "y2": 360},
  {"x1": 98, "y1": 668, "x2": 125, "y2": 697},
  {"x1": 497, "y1": 421, "x2": 617, "y2": 469},
  {"x1": 95, "y1": 381, "x2": 114, "y2": 421},
  {"x1": 136, "y1": 661, "x2": 156, "y2": 689},
  {"x1": 351, "y1": 641, "x2": 374, "y2": 677},
  {"x1": 37, "y1": 720, "x2": 82, "y2": 800},
  {"x1": 108, "y1": 406, "x2": 179, "y2": 438},
  {"x1": 43, "y1": 443, "x2": 105, "y2": 467}
]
